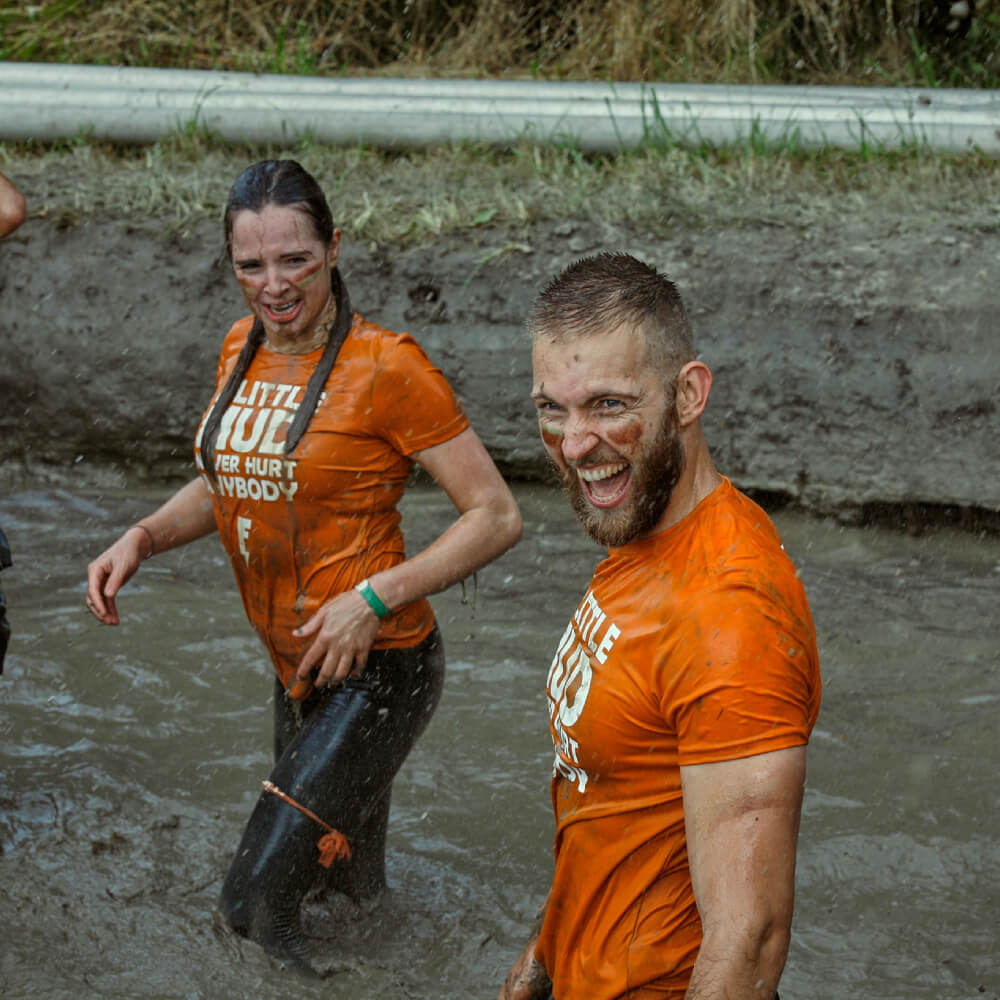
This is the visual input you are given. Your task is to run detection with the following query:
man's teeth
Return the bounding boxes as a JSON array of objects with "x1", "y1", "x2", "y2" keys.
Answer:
[
  {"x1": 579, "y1": 463, "x2": 627, "y2": 482},
  {"x1": 270, "y1": 302, "x2": 297, "y2": 314}
]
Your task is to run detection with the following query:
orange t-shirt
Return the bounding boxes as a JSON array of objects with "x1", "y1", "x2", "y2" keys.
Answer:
[
  {"x1": 193, "y1": 314, "x2": 469, "y2": 688},
  {"x1": 535, "y1": 478, "x2": 821, "y2": 999}
]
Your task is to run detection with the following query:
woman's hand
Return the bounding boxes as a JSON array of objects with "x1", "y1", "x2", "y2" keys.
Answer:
[
  {"x1": 85, "y1": 526, "x2": 151, "y2": 626},
  {"x1": 84, "y1": 478, "x2": 216, "y2": 627},
  {"x1": 292, "y1": 588, "x2": 383, "y2": 690}
]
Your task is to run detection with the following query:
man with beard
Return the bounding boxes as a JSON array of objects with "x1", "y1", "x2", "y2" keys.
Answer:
[{"x1": 499, "y1": 253, "x2": 821, "y2": 1000}]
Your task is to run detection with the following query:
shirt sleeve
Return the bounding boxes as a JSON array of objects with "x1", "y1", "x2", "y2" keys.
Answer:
[
  {"x1": 370, "y1": 333, "x2": 469, "y2": 455},
  {"x1": 661, "y1": 580, "x2": 820, "y2": 766}
]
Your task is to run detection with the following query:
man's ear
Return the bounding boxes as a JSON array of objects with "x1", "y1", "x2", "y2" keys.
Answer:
[{"x1": 675, "y1": 360, "x2": 713, "y2": 428}]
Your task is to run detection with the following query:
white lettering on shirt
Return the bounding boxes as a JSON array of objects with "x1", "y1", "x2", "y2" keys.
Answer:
[
  {"x1": 547, "y1": 589, "x2": 620, "y2": 794},
  {"x1": 237, "y1": 516, "x2": 252, "y2": 563}
]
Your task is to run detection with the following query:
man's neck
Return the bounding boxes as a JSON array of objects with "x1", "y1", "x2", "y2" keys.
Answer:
[{"x1": 657, "y1": 435, "x2": 722, "y2": 533}]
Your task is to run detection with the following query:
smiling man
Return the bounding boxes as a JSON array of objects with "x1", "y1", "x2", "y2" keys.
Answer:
[{"x1": 499, "y1": 253, "x2": 822, "y2": 1000}]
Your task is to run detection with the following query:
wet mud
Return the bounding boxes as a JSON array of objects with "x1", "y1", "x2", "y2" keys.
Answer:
[
  {"x1": 0, "y1": 481, "x2": 998, "y2": 999},
  {"x1": 2, "y1": 207, "x2": 999, "y2": 522}
]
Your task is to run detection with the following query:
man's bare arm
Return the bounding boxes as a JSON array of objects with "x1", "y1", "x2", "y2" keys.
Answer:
[{"x1": 681, "y1": 745, "x2": 807, "y2": 999}]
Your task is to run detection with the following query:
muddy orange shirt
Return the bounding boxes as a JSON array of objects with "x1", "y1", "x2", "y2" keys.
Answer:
[
  {"x1": 193, "y1": 314, "x2": 469, "y2": 687},
  {"x1": 535, "y1": 478, "x2": 821, "y2": 999}
]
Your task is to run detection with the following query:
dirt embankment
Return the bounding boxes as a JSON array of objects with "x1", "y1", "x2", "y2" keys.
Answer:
[{"x1": 1, "y1": 201, "x2": 997, "y2": 527}]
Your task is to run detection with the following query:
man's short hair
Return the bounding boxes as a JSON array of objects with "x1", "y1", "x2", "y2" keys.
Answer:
[{"x1": 528, "y1": 252, "x2": 696, "y2": 376}]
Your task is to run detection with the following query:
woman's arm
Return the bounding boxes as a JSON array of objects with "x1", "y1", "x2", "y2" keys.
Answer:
[
  {"x1": 293, "y1": 426, "x2": 522, "y2": 687},
  {"x1": 85, "y1": 476, "x2": 218, "y2": 625},
  {"x1": 373, "y1": 426, "x2": 523, "y2": 608}
]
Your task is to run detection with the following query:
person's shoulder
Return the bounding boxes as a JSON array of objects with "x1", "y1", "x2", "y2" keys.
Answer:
[
  {"x1": 697, "y1": 478, "x2": 786, "y2": 557},
  {"x1": 702, "y1": 486, "x2": 815, "y2": 639},
  {"x1": 347, "y1": 315, "x2": 436, "y2": 366},
  {"x1": 666, "y1": 479, "x2": 805, "y2": 610},
  {"x1": 349, "y1": 315, "x2": 417, "y2": 348},
  {"x1": 344, "y1": 313, "x2": 390, "y2": 336},
  {"x1": 629, "y1": 479, "x2": 782, "y2": 571},
  {"x1": 222, "y1": 314, "x2": 255, "y2": 346},
  {"x1": 216, "y1": 315, "x2": 255, "y2": 367}
]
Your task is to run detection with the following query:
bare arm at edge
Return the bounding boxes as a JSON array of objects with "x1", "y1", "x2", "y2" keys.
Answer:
[
  {"x1": 682, "y1": 745, "x2": 807, "y2": 1000},
  {"x1": 85, "y1": 476, "x2": 217, "y2": 625},
  {"x1": 294, "y1": 425, "x2": 522, "y2": 687},
  {"x1": 499, "y1": 892, "x2": 552, "y2": 1000},
  {"x1": 0, "y1": 171, "x2": 26, "y2": 237}
]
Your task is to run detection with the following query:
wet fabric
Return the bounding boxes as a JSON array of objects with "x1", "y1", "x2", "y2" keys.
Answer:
[
  {"x1": 218, "y1": 625, "x2": 445, "y2": 971},
  {"x1": 536, "y1": 478, "x2": 821, "y2": 999},
  {"x1": 193, "y1": 313, "x2": 469, "y2": 688}
]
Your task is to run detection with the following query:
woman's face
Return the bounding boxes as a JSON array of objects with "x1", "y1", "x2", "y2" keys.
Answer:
[{"x1": 230, "y1": 204, "x2": 341, "y2": 351}]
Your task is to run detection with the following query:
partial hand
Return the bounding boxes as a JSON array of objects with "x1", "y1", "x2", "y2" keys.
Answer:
[
  {"x1": 85, "y1": 527, "x2": 149, "y2": 625},
  {"x1": 499, "y1": 950, "x2": 551, "y2": 1000},
  {"x1": 292, "y1": 588, "x2": 382, "y2": 691}
]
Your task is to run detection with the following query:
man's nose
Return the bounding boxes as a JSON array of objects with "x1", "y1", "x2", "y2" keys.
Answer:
[{"x1": 561, "y1": 416, "x2": 599, "y2": 464}]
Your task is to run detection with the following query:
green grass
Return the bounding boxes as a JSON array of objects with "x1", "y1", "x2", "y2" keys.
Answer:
[
  {"x1": 1, "y1": 0, "x2": 997, "y2": 88},
  {"x1": 2, "y1": 1, "x2": 997, "y2": 240},
  {"x1": 4, "y1": 119, "x2": 996, "y2": 244}
]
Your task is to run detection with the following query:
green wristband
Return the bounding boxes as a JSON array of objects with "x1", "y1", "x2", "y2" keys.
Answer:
[{"x1": 355, "y1": 578, "x2": 390, "y2": 619}]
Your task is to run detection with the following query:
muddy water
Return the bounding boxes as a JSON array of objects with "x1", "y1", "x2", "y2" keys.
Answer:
[{"x1": 1, "y1": 481, "x2": 997, "y2": 1000}]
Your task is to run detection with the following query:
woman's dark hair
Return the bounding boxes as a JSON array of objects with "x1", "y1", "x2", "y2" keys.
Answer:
[
  {"x1": 222, "y1": 158, "x2": 333, "y2": 259},
  {"x1": 201, "y1": 160, "x2": 351, "y2": 483}
]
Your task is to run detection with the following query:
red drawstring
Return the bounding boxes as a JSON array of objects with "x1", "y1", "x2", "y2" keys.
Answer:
[{"x1": 262, "y1": 779, "x2": 353, "y2": 869}]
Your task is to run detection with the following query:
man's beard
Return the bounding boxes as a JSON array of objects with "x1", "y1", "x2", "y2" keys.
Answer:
[{"x1": 559, "y1": 412, "x2": 685, "y2": 548}]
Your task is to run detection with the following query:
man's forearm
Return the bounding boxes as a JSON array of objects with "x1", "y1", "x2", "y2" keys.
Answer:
[{"x1": 683, "y1": 925, "x2": 788, "y2": 999}]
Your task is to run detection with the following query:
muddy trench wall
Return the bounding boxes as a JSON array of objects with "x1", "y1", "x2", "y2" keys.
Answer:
[{"x1": 0, "y1": 212, "x2": 996, "y2": 521}]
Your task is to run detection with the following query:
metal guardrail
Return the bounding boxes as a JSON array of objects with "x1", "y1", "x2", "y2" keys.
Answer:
[{"x1": 2, "y1": 61, "x2": 999, "y2": 153}]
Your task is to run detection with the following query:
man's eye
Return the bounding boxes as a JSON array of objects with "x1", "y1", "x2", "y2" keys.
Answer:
[{"x1": 597, "y1": 398, "x2": 624, "y2": 410}]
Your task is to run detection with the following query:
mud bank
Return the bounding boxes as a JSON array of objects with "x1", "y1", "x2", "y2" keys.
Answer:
[{"x1": 1, "y1": 209, "x2": 997, "y2": 521}]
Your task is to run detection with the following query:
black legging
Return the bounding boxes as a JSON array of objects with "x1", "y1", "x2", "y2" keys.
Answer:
[{"x1": 218, "y1": 625, "x2": 445, "y2": 972}]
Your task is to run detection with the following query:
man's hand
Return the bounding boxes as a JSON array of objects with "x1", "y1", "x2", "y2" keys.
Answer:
[
  {"x1": 498, "y1": 948, "x2": 551, "y2": 1000},
  {"x1": 499, "y1": 894, "x2": 552, "y2": 1000}
]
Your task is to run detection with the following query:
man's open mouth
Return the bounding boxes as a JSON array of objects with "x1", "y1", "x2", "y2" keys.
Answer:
[{"x1": 579, "y1": 462, "x2": 630, "y2": 508}]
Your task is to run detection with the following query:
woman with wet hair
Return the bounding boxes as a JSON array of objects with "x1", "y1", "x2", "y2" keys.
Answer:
[{"x1": 85, "y1": 159, "x2": 522, "y2": 973}]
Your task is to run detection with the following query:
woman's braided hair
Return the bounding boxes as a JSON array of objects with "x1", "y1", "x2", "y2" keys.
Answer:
[{"x1": 200, "y1": 160, "x2": 352, "y2": 483}]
